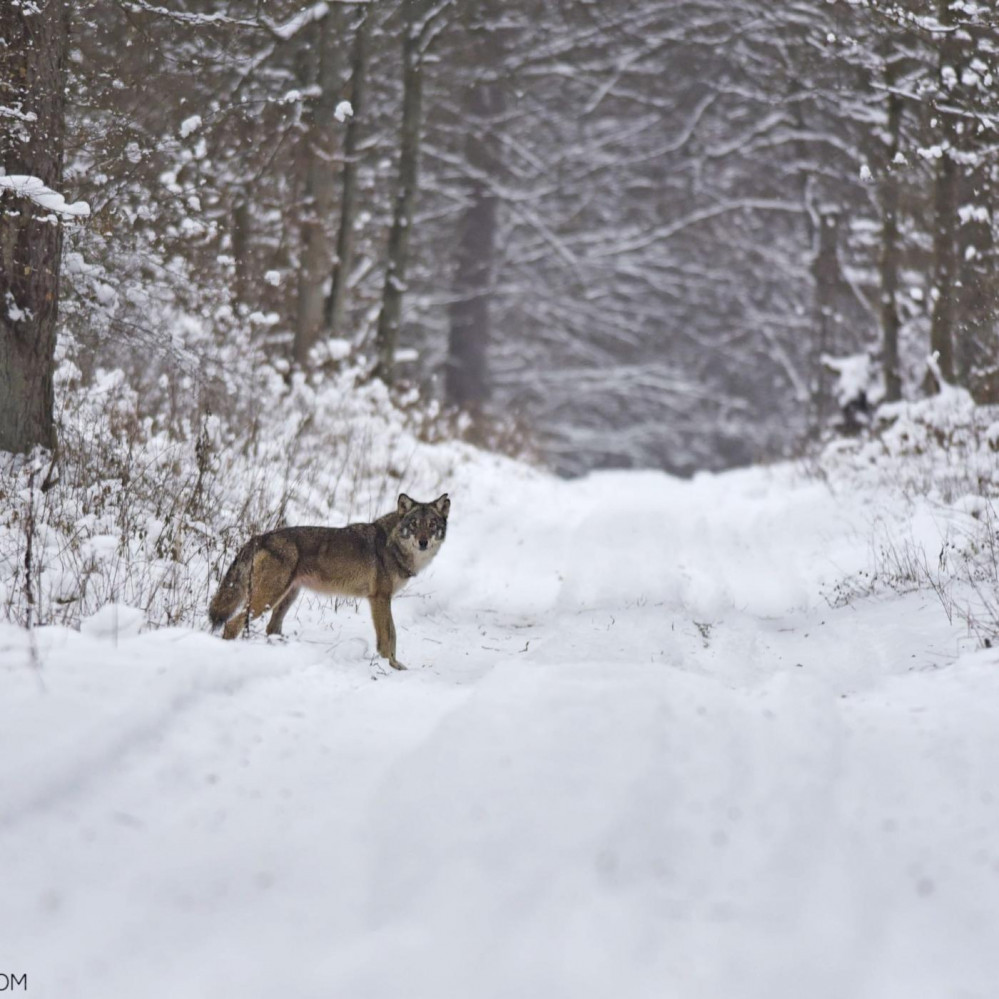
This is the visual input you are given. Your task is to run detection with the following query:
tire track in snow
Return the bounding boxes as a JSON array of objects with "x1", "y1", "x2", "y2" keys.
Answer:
[{"x1": 0, "y1": 631, "x2": 317, "y2": 830}]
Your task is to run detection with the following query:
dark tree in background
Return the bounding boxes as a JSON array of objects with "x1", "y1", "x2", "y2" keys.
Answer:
[
  {"x1": 876, "y1": 40, "x2": 906, "y2": 405},
  {"x1": 928, "y1": 0, "x2": 962, "y2": 388},
  {"x1": 444, "y1": 0, "x2": 507, "y2": 413},
  {"x1": 292, "y1": 5, "x2": 345, "y2": 366},
  {"x1": 325, "y1": 3, "x2": 376, "y2": 342},
  {"x1": 373, "y1": 0, "x2": 444, "y2": 385},
  {"x1": 0, "y1": 0, "x2": 69, "y2": 454},
  {"x1": 943, "y1": 5, "x2": 999, "y2": 400}
]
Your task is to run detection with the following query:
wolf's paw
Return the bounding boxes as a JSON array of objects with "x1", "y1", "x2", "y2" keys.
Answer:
[{"x1": 388, "y1": 656, "x2": 407, "y2": 671}]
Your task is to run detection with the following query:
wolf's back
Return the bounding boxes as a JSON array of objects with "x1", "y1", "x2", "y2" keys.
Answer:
[{"x1": 208, "y1": 539, "x2": 254, "y2": 627}]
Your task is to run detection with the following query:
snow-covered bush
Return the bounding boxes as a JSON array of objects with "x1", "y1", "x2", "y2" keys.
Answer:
[
  {"x1": 817, "y1": 384, "x2": 999, "y2": 644},
  {"x1": 0, "y1": 342, "x2": 472, "y2": 633}
]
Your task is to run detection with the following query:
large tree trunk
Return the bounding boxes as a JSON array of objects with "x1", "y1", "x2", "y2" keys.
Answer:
[
  {"x1": 445, "y1": 76, "x2": 503, "y2": 412},
  {"x1": 324, "y1": 4, "x2": 374, "y2": 341},
  {"x1": 955, "y1": 158, "x2": 997, "y2": 399},
  {"x1": 292, "y1": 8, "x2": 342, "y2": 367},
  {"x1": 951, "y1": 20, "x2": 999, "y2": 401},
  {"x1": 0, "y1": 0, "x2": 68, "y2": 454},
  {"x1": 373, "y1": 2, "x2": 427, "y2": 385},
  {"x1": 231, "y1": 198, "x2": 252, "y2": 304}
]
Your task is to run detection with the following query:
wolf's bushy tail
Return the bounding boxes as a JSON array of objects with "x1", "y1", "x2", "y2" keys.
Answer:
[{"x1": 208, "y1": 541, "x2": 254, "y2": 629}]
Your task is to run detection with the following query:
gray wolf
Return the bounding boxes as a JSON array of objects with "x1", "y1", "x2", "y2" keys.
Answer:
[{"x1": 209, "y1": 493, "x2": 450, "y2": 669}]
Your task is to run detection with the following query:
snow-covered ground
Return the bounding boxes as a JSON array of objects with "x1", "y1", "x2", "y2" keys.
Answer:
[{"x1": 3, "y1": 453, "x2": 998, "y2": 999}]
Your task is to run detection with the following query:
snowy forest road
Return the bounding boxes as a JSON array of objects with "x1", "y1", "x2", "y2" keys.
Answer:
[{"x1": 3, "y1": 462, "x2": 998, "y2": 999}]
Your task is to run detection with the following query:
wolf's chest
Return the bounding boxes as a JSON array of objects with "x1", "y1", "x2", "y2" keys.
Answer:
[{"x1": 408, "y1": 546, "x2": 440, "y2": 575}]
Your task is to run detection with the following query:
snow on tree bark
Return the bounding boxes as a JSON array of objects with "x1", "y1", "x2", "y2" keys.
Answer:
[
  {"x1": 292, "y1": 6, "x2": 343, "y2": 367},
  {"x1": 0, "y1": 0, "x2": 69, "y2": 455}
]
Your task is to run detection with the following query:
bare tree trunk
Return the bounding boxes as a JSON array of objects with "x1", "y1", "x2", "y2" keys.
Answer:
[
  {"x1": 784, "y1": 63, "x2": 823, "y2": 439},
  {"x1": 0, "y1": 0, "x2": 68, "y2": 454},
  {"x1": 324, "y1": 4, "x2": 374, "y2": 340},
  {"x1": 292, "y1": 9, "x2": 341, "y2": 367},
  {"x1": 928, "y1": 0, "x2": 959, "y2": 389},
  {"x1": 879, "y1": 63, "x2": 903, "y2": 403},
  {"x1": 955, "y1": 159, "x2": 996, "y2": 398},
  {"x1": 231, "y1": 199, "x2": 252, "y2": 304},
  {"x1": 373, "y1": 2, "x2": 428, "y2": 385},
  {"x1": 445, "y1": 64, "x2": 504, "y2": 411},
  {"x1": 809, "y1": 210, "x2": 841, "y2": 433},
  {"x1": 952, "y1": 20, "x2": 999, "y2": 401},
  {"x1": 929, "y1": 150, "x2": 958, "y2": 387}
]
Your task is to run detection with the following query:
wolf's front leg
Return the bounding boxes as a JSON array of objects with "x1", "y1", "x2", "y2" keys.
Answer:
[{"x1": 369, "y1": 594, "x2": 405, "y2": 669}]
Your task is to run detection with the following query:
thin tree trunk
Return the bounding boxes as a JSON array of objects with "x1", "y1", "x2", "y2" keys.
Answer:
[
  {"x1": 292, "y1": 9, "x2": 341, "y2": 367},
  {"x1": 373, "y1": 4, "x2": 426, "y2": 385},
  {"x1": 785, "y1": 66, "x2": 823, "y2": 438},
  {"x1": 879, "y1": 64, "x2": 903, "y2": 403},
  {"x1": 810, "y1": 210, "x2": 841, "y2": 432},
  {"x1": 928, "y1": 0, "x2": 959, "y2": 389},
  {"x1": 324, "y1": 4, "x2": 373, "y2": 340},
  {"x1": 0, "y1": 0, "x2": 68, "y2": 454},
  {"x1": 445, "y1": 79, "x2": 503, "y2": 411},
  {"x1": 929, "y1": 150, "x2": 958, "y2": 387}
]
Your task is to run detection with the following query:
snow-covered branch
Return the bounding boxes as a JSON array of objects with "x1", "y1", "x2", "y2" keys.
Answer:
[
  {"x1": 0, "y1": 175, "x2": 90, "y2": 218},
  {"x1": 120, "y1": 2, "x2": 263, "y2": 29},
  {"x1": 0, "y1": 105, "x2": 38, "y2": 124}
]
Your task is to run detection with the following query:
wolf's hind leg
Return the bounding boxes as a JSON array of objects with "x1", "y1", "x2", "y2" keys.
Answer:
[
  {"x1": 266, "y1": 586, "x2": 300, "y2": 636},
  {"x1": 223, "y1": 558, "x2": 290, "y2": 639}
]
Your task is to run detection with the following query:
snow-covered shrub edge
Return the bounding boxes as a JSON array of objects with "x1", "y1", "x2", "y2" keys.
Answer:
[
  {"x1": 816, "y1": 383, "x2": 999, "y2": 645},
  {"x1": 0, "y1": 348, "x2": 480, "y2": 634}
]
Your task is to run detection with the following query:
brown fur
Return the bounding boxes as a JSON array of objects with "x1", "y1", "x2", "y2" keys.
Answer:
[{"x1": 209, "y1": 493, "x2": 450, "y2": 669}]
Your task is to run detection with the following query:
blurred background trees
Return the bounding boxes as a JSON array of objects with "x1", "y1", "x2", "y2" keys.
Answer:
[{"x1": 3, "y1": 0, "x2": 998, "y2": 472}]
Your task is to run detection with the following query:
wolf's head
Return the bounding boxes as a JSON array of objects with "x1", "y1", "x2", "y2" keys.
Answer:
[{"x1": 394, "y1": 493, "x2": 450, "y2": 560}]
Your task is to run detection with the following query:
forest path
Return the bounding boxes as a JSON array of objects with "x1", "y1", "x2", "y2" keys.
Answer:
[{"x1": 2, "y1": 462, "x2": 997, "y2": 999}]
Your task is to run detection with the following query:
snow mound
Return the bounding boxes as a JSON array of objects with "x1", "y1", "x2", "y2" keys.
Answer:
[{"x1": 80, "y1": 603, "x2": 146, "y2": 639}]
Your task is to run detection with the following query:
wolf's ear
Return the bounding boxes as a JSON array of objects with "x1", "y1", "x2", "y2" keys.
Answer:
[
  {"x1": 433, "y1": 493, "x2": 450, "y2": 518},
  {"x1": 397, "y1": 493, "x2": 416, "y2": 514}
]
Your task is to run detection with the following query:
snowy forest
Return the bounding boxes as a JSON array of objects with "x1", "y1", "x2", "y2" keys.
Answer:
[
  {"x1": 5, "y1": 2, "x2": 999, "y2": 998},
  {"x1": 3, "y1": 0, "x2": 998, "y2": 476}
]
